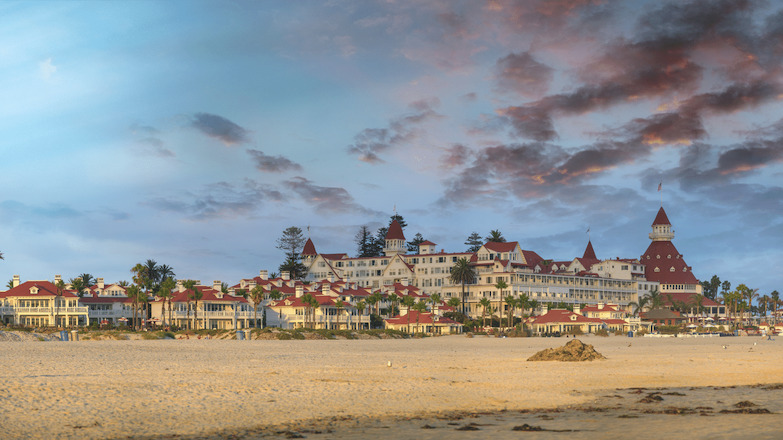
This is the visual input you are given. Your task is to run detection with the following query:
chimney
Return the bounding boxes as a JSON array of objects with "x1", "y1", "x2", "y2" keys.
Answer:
[
  {"x1": 213, "y1": 280, "x2": 222, "y2": 292},
  {"x1": 176, "y1": 279, "x2": 185, "y2": 293},
  {"x1": 12, "y1": 275, "x2": 20, "y2": 288},
  {"x1": 282, "y1": 271, "x2": 290, "y2": 281},
  {"x1": 259, "y1": 270, "x2": 268, "y2": 280},
  {"x1": 574, "y1": 304, "x2": 581, "y2": 315},
  {"x1": 54, "y1": 274, "x2": 62, "y2": 285},
  {"x1": 97, "y1": 278, "x2": 104, "y2": 289},
  {"x1": 295, "y1": 285, "x2": 304, "y2": 298},
  {"x1": 248, "y1": 280, "x2": 256, "y2": 289},
  {"x1": 541, "y1": 304, "x2": 548, "y2": 315},
  {"x1": 401, "y1": 278, "x2": 408, "y2": 286},
  {"x1": 329, "y1": 274, "x2": 334, "y2": 283},
  {"x1": 598, "y1": 302, "x2": 604, "y2": 310},
  {"x1": 322, "y1": 283, "x2": 331, "y2": 294}
]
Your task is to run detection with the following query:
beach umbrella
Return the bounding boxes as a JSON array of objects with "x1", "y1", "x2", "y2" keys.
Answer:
[{"x1": 687, "y1": 324, "x2": 697, "y2": 328}]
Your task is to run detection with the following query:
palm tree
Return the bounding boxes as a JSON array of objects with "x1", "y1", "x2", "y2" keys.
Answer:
[
  {"x1": 249, "y1": 286, "x2": 264, "y2": 328},
  {"x1": 158, "y1": 278, "x2": 176, "y2": 328},
  {"x1": 355, "y1": 299, "x2": 366, "y2": 330},
  {"x1": 485, "y1": 229, "x2": 506, "y2": 243},
  {"x1": 387, "y1": 293, "x2": 400, "y2": 317},
  {"x1": 182, "y1": 280, "x2": 198, "y2": 329},
  {"x1": 771, "y1": 290, "x2": 780, "y2": 324},
  {"x1": 69, "y1": 277, "x2": 86, "y2": 298},
  {"x1": 334, "y1": 299, "x2": 345, "y2": 330},
  {"x1": 126, "y1": 285, "x2": 142, "y2": 330},
  {"x1": 189, "y1": 287, "x2": 204, "y2": 330},
  {"x1": 143, "y1": 259, "x2": 159, "y2": 291},
  {"x1": 413, "y1": 300, "x2": 428, "y2": 334},
  {"x1": 55, "y1": 279, "x2": 66, "y2": 328},
  {"x1": 158, "y1": 264, "x2": 175, "y2": 283},
  {"x1": 402, "y1": 296, "x2": 416, "y2": 333},
  {"x1": 429, "y1": 293, "x2": 441, "y2": 314},
  {"x1": 449, "y1": 258, "x2": 476, "y2": 316},
  {"x1": 366, "y1": 293, "x2": 379, "y2": 319},
  {"x1": 78, "y1": 273, "x2": 96, "y2": 287},
  {"x1": 479, "y1": 297, "x2": 491, "y2": 328},
  {"x1": 494, "y1": 279, "x2": 508, "y2": 329},
  {"x1": 645, "y1": 288, "x2": 662, "y2": 309},
  {"x1": 628, "y1": 295, "x2": 649, "y2": 317},
  {"x1": 505, "y1": 295, "x2": 516, "y2": 328},
  {"x1": 447, "y1": 296, "x2": 461, "y2": 310}
]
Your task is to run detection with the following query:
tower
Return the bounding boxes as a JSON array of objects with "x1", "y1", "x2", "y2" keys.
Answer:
[
  {"x1": 302, "y1": 238, "x2": 317, "y2": 266},
  {"x1": 384, "y1": 219, "x2": 406, "y2": 256},
  {"x1": 640, "y1": 206, "x2": 699, "y2": 293}
]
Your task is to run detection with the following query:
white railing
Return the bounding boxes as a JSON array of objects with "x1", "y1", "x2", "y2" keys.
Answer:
[
  {"x1": 171, "y1": 310, "x2": 253, "y2": 319},
  {"x1": 0, "y1": 307, "x2": 14, "y2": 314},
  {"x1": 88, "y1": 309, "x2": 132, "y2": 318},
  {"x1": 15, "y1": 307, "x2": 52, "y2": 313},
  {"x1": 65, "y1": 307, "x2": 89, "y2": 313}
]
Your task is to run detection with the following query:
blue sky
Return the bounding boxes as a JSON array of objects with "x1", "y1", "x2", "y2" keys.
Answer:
[{"x1": 1, "y1": 0, "x2": 781, "y2": 295}]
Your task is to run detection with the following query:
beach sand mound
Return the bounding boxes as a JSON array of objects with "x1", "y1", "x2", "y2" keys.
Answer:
[{"x1": 527, "y1": 339, "x2": 605, "y2": 362}]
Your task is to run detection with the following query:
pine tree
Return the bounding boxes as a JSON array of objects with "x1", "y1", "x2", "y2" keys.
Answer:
[
  {"x1": 464, "y1": 231, "x2": 483, "y2": 252},
  {"x1": 390, "y1": 214, "x2": 407, "y2": 229},
  {"x1": 407, "y1": 233, "x2": 425, "y2": 253},
  {"x1": 355, "y1": 226, "x2": 374, "y2": 257},
  {"x1": 276, "y1": 226, "x2": 307, "y2": 278},
  {"x1": 370, "y1": 227, "x2": 388, "y2": 257}
]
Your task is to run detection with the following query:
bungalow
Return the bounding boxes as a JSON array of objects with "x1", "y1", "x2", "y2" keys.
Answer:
[
  {"x1": 0, "y1": 277, "x2": 88, "y2": 327},
  {"x1": 384, "y1": 310, "x2": 462, "y2": 334}
]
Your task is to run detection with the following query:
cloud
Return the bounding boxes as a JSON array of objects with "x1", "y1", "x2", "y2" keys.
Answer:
[
  {"x1": 191, "y1": 113, "x2": 250, "y2": 145},
  {"x1": 440, "y1": 144, "x2": 472, "y2": 169},
  {"x1": 145, "y1": 180, "x2": 280, "y2": 220},
  {"x1": 38, "y1": 58, "x2": 57, "y2": 80},
  {"x1": 494, "y1": 52, "x2": 553, "y2": 98},
  {"x1": 130, "y1": 123, "x2": 174, "y2": 157},
  {"x1": 247, "y1": 149, "x2": 303, "y2": 173},
  {"x1": 283, "y1": 177, "x2": 373, "y2": 214},
  {"x1": 347, "y1": 98, "x2": 443, "y2": 163}
]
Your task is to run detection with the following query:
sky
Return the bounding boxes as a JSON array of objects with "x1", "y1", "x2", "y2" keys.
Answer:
[{"x1": 1, "y1": 0, "x2": 781, "y2": 295}]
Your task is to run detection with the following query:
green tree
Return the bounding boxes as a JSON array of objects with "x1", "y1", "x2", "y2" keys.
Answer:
[
  {"x1": 249, "y1": 286, "x2": 264, "y2": 328},
  {"x1": 188, "y1": 286, "x2": 204, "y2": 330},
  {"x1": 159, "y1": 278, "x2": 176, "y2": 328},
  {"x1": 390, "y1": 213, "x2": 407, "y2": 229},
  {"x1": 69, "y1": 277, "x2": 86, "y2": 298},
  {"x1": 355, "y1": 300, "x2": 366, "y2": 330},
  {"x1": 494, "y1": 279, "x2": 508, "y2": 329},
  {"x1": 407, "y1": 233, "x2": 425, "y2": 253},
  {"x1": 355, "y1": 226, "x2": 375, "y2": 258},
  {"x1": 449, "y1": 258, "x2": 476, "y2": 316},
  {"x1": 447, "y1": 297, "x2": 461, "y2": 309},
  {"x1": 771, "y1": 290, "x2": 780, "y2": 324},
  {"x1": 182, "y1": 280, "x2": 198, "y2": 329},
  {"x1": 479, "y1": 297, "x2": 491, "y2": 328},
  {"x1": 428, "y1": 293, "x2": 441, "y2": 313},
  {"x1": 370, "y1": 227, "x2": 388, "y2": 257},
  {"x1": 402, "y1": 296, "x2": 416, "y2": 333},
  {"x1": 387, "y1": 293, "x2": 400, "y2": 317},
  {"x1": 700, "y1": 275, "x2": 721, "y2": 301},
  {"x1": 413, "y1": 300, "x2": 428, "y2": 333},
  {"x1": 126, "y1": 285, "x2": 142, "y2": 331},
  {"x1": 485, "y1": 229, "x2": 505, "y2": 243},
  {"x1": 464, "y1": 232, "x2": 483, "y2": 253},
  {"x1": 54, "y1": 279, "x2": 66, "y2": 328},
  {"x1": 277, "y1": 226, "x2": 307, "y2": 279},
  {"x1": 628, "y1": 295, "x2": 649, "y2": 317},
  {"x1": 334, "y1": 299, "x2": 345, "y2": 330},
  {"x1": 505, "y1": 295, "x2": 516, "y2": 328},
  {"x1": 78, "y1": 273, "x2": 96, "y2": 288}
]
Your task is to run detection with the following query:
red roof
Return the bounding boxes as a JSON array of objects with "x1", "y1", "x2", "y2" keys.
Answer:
[
  {"x1": 531, "y1": 309, "x2": 600, "y2": 324},
  {"x1": 660, "y1": 293, "x2": 720, "y2": 307},
  {"x1": 652, "y1": 206, "x2": 671, "y2": 226},
  {"x1": 302, "y1": 238, "x2": 317, "y2": 256},
  {"x1": 1, "y1": 281, "x2": 79, "y2": 299},
  {"x1": 168, "y1": 287, "x2": 248, "y2": 303},
  {"x1": 583, "y1": 240, "x2": 597, "y2": 260},
  {"x1": 419, "y1": 240, "x2": 436, "y2": 246},
  {"x1": 483, "y1": 241, "x2": 517, "y2": 253},
  {"x1": 641, "y1": 241, "x2": 699, "y2": 284},
  {"x1": 386, "y1": 219, "x2": 405, "y2": 240},
  {"x1": 385, "y1": 311, "x2": 459, "y2": 325}
]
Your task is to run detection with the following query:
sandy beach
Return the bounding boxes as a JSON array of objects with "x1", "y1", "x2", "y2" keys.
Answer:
[{"x1": 1, "y1": 334, "x2": 781, "y2": 439}]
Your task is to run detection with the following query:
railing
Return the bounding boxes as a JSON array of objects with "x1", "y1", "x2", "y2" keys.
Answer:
[
  {"x1": 171, "y1": 310, "x2": 254, "y2": 319},
  {"x1": 88, "y1": 309, "x2": 132, "y2": 318},
  {"x1": 14, "y1": 307, "x2": 52, "y2": 313},
  {"x1": 0, "y1": 307, "x2": 14, "y2": 315},
  {"x1": 65, "y1": 307, "x2": 89, "y2": 313}
]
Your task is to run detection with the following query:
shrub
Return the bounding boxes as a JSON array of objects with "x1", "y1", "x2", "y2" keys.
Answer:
[
  {"x1": 658, "y1": 325, "x2": 680, "y2": 335},
  {"x1": 594, "y1": 329, "x2": 610, "y2": 337},
  {"x1": 566, "y1": 327, "x2": 583, "y2": 336}
]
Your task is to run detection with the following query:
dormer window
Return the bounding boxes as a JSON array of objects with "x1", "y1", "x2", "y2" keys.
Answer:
[
  {"x1": 667, "y1": 254, "x2": 671, "y2": 259},
  {"x1": 670, "y1": 267, "x2": 675, "y2": 272},
  {"x1": 30, "y1": 287, "x2": 39, "y2": 295},
  {"x1": 654, "y1": 267, "x2": 660, "y2": 272}
]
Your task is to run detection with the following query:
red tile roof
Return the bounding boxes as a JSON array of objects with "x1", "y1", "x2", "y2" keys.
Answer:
[
  {"x1": 302, "y1": 238, "x2": 317, "y2": 256},
  {"x1": 384, "y1": 311, "x2": 459, "y2": 325},
  {"x1": 583, "y1": 240, "x2": 597, "y2": 260},
  {"x1": 641, "y1": 241, "x2": 699, "y2": 284},
  {"x1": 386, "y1": 219, "x2": 405, "y2": 240},
  {"x1": 1, "y1": 281, "x2": 79, "y2": 298},
  {"x1": 419, "y1": 240, "x2": 437, "y2": 246},
  {"x1": 483, "y1": 241, "x2": 518, "y2": 253},
  {"x1": 652, "y1": 206, "x2": 671, "y2": 226}
]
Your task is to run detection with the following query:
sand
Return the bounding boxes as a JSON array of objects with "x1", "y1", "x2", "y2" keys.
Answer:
[{"x1": 0, "y1": 334, "x2": 781, "y2": 439}]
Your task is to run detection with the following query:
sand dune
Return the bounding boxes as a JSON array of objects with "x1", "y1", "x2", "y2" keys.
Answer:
[{"x1": 0, "y1": 335, "x2": 780, "y2": 439}]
